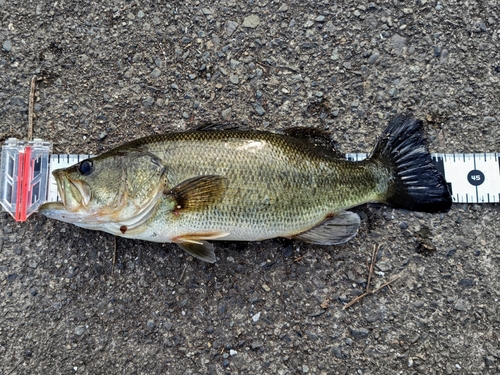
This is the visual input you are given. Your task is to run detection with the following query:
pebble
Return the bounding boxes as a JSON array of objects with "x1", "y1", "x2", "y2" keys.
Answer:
[
  {"x1": 413, "y1": 300, "x2": 425, "y2": 308},
  {"x1": 150, "y1": 68, "x2": 161, "y2": 78},
  {"x1": 2, "y1": 40, "x2": 12, "y2": 52},
  {"x1": 222, "y1": 108, "x2": 232, "y2": 120},
  {"x1": 98, "y1": 132, "x2": 108, "y2": 141},
  {"x1": 229, "y1": 349, "x2": 237, "y2": 356},
  {"x1": 252, "y1": 312, "x2": 261, "y2": 322},
  {"x1": 439, "y1": 49, "x2": 449, "y2": 64},
  {"x1": 391, "y1": 34, "x2": 407, "y2": 55},
  {"x1": 332, "y1": 346, "x2": 343, "y2": 359},
  {"x1": 315, "y1": 15, "x2": 325, "y2": 22},
  {"x1": 230, "y1": 59, "x2": 240, "y2": 69},
  {"x1": 453, "y1": 298, "x2": 466, "y2": 311},
  {"x1": 146, "y1": 320, "x2": 155, "y2": 330},
  {"x1": 261, "y1": 284, "x2": 270, "y2": 292},
  {"x1": 226, "y1": 21, "x2": 238, "y2": 37},
  {"x1": 458, "y1": 278, "x2": 474, "y2": 287},
  {"x1": 74, "y1": 326, "x2": 85, "y2": 336},
  {"x1": 365, "y1": 309, "x2": 383, "y2": 323},
  {"x1": 28, "y1": 259, "x2": 38, "y2": 268},
  {"x1": 368, "y1": 53, "x2": 379, "y2": 64},
  {"x1": 253, "y1": 103, "x2": 266, "y2": 116},
  {"x1": 302, "y1": 364, "x2": 309, "y2": 373},
  {"x1": 218, "y1": 304, "x2": 227, "y2": 314},
  {"x1": 277, "y1": 4, "x2": 289, "y2": 12},
  {"x1": 243, "y1": 15, "x2": 260, "y2": 28},
  {"x1": 229, "y1": 74, "x2": 239, "y2": 84},
  {"x1": 485, "y1": 356, "x2": 495, "y2": 367},
  {"x1": 400, "y1": 221, "x2": 409, "y2": 229},
  {"x1": 251, "y1": 340, "x2": 263, "y2": 349},
  {"x1": 349, "y1": 326, "x2": 370, "y2": 339},
  {"x1": 483, "y1": 116, "x2": 496, "y2": 123},
  {"x1": 376, "y1": 260, "x2": 392, "y2": 272},
  {"x1": 143, "y1": 97, "x2": 154, "y2": 107}
]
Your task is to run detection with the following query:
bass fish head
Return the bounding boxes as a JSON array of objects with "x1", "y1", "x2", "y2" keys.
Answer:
[{"x1": 39, "y1": 149, "x2": 167, "y2": 230}]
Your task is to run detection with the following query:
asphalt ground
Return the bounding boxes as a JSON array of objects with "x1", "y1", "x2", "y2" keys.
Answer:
[{"x1": 1, "y1": 1, "x2": 499, "y2": 374}]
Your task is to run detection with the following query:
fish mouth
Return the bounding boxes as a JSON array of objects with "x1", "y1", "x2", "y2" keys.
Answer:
[{"x1": 53, "y1": 169, "x2": 91, "y2": 211}]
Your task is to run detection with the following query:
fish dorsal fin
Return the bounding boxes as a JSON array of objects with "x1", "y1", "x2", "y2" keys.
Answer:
[
  {"x1": 166, "y1": 175, "x2": 227, "y2": 211},
  {"x1": 293, "y1": 211, "x2": 361, "y2": 245},
  {"x1": 192, "y1": 122, "x2": 240, "y2": 131},
  {"x1": 174, "y1": 232, "x2": 229, "y2": 263},
  {"x1": 282, "y1": 127, "x2": 343, "y2": 159}
]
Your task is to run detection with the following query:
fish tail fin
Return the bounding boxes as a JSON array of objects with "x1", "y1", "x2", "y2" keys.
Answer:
[{"x1": 370, "y1": 113, "x2": 452, "y2": 213}]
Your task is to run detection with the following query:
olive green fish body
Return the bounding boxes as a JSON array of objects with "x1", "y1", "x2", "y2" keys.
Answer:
[{"x1": 125, "y1": 130, "x2": 383, "y2": 242}]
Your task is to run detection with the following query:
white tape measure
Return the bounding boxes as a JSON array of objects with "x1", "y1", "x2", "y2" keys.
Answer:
[{"x1": 1, "y1": 138, "x2": 499, "y2": 222}]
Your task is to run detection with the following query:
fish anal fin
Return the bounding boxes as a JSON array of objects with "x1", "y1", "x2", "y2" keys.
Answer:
[
  {"x1": 293, "y1": 211, "x2": 361, "y2": 245},
  {"x1": 174, "y1": 232, "x2": 229, "y2": 263},
  {"x1": 177, "y1": 241, "x2": 216, "y2": 263},
  {"x1": 166, "y1": 175, "x2": 227, "y2": 212}
]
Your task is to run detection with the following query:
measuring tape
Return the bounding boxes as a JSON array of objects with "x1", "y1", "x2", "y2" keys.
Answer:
[{"x1": 0, "y1": 139, "x2": 499, "y2": 222}]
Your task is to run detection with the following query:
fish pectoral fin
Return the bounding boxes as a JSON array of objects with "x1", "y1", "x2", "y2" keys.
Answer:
[
  {"x1": 293, "y1": 211, "x2": 361, "y2": 245},
  {"x1": 174, "y1": 232, "x2": 229, "y2": 263},
  {"x1": 166, "y1": 175, "x2": 227, "y2": 212}
]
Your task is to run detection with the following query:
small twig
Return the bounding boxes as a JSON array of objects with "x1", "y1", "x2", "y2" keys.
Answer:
[
  {"x1": 28, "y1": 75, "x2": 37, "y2": 140},
  {"x1": 342, "y1": 292, "x2": 369, "y2": 310},
  {"x1": 178, "y1": 263, "x2": 188, "y2": 283},
  {"x1": 343, "y1": 243, "x2": 400, "y2": 310},
  {"x1": 343, "y1": 276, "x2": 401, "y2": 310},
  {"x1": 371, "y1": 276, "x2": 400, "y2": 294}
]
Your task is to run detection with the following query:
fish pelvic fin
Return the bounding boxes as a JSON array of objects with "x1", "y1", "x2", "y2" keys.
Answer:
[
  {"x1": 371, "y1": 113, "x2": 452, "y2": 213},
  {"x1": 166, "y1": 175, "x2": 228, "y2": 212},
  {"x1": 293, "y1": 211, "x2": 361, "y2": 245}
]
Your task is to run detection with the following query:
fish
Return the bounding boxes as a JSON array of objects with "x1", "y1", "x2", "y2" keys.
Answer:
[{"x1": 39, "y1": 114, "x2": 452, "y2": 263}]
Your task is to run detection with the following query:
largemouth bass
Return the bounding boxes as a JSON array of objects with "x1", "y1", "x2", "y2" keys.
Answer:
[{"x1": 39, "y1": 114, "x2": 451, "y2": 262}]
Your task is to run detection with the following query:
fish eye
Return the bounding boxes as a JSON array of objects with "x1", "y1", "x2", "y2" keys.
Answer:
[{"x1": 79, "y1": 160, "x2": 94, "y2": 176}]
